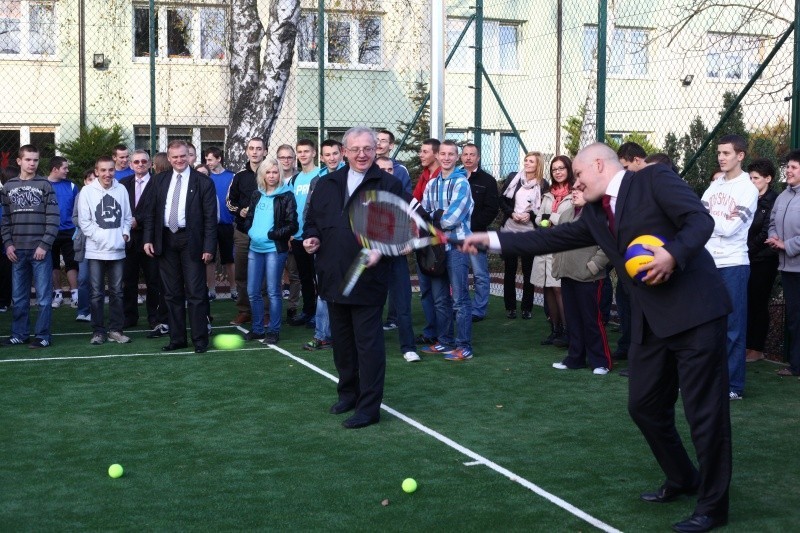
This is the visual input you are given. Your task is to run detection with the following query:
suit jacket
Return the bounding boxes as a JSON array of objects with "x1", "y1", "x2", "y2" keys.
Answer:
[
  {"x1": 143, "y1": 168, "x2": 218, "y2": 260},
  {"x1": 118, "y1": 173, "x2": 157, "y2": 237},
  {"x1": 498, "y1": 164, "x2": 732, "y2": 343}
]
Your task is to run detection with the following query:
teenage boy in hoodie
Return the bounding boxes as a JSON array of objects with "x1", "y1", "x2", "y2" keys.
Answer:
[
  {"x1": 47, "y1": 156, "x2": 79, "y2": 308},
  {"x1": 700, "y1": 134, "x2": 758, "y2": 400},
  {"x1": 1, "y1": 144, "x2": 60, "y2": 348},
  {"x1": 78, "y1": 156, "x2": 133, "y2": 344},
  {"x1": 420, "y1": 140, "x2": 475, "y2": 361}
]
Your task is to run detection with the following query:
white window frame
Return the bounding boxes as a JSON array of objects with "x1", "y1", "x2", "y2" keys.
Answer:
[
  {"x1": 132, "y1": 3, "x2": 228, "y2": 64},
  {"x1": 0, "y1": 0, "x2": 57, "y2": 59},
  {"x1": 297, "y1": 11, "x2": 384, "y2": 70},
  {"x1": 446, "y1": 18, "x2": 521, "y2": 74},
  {"x1": 706, "y1": 32, "x2": 763, "y2": 82},
  {"x1": 583, "y1": 25, "x2": 650, "y2": 79}
]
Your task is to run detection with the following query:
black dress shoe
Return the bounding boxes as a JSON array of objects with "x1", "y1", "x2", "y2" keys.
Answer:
[
  {"x1": 342, "y1": 413, "x2": 379, "y2": 429},
  {"x1": 640, "y1": 484, "x2": 698, "y2": 503},
  {"x1": 329, "y1": 400, "x2": 356, "y2": 415},
  {"x1": 521, "y1": 310, "x2": 532, "y2": 319},
  {"x1": 195, "y1": 346, "x2": 208, "y2": 353},
  {"x1": 162, "y1": 342, "x2": 188, "y2": 351},
  {"x1": 672, "y1": 514, "x2": 726, "y2": 533},
  {"x1": 506, "y1": 310, "x2": 517, "y2": 319}
]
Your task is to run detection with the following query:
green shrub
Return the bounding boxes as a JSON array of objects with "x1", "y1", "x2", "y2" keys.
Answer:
[{"x1": 56, "y1": 124, "x2": 128, "y2": 184}]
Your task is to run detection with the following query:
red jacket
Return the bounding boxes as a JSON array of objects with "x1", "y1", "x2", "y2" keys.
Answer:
[{"x1": 412, "y1": 166, "x2": 442, "y2": 201}]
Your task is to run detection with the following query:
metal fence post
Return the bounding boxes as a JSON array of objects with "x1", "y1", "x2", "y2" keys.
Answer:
[
  {"x1": 474, "y1": 0, "x2": 483, "y2": 151},
  {"x1": 596, "y1": 0, "x2": 607, "y2": 142}
]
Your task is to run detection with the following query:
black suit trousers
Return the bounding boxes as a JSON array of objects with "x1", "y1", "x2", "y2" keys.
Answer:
[
  {"x1": 627, "y1": 315, "x2": 731, "y2": 521},
  {"x1": 123, "y1": 230, "x2": 165, "y2": 327},
  {"x1": 328, "y1": 302, "x2": 386, "y2": 421},
  {"x1": 159, "y1": 229, "x2": 210, "y2": 348},
  {"x1": 290, "y1": 239, "x2": 317, "y2": 316}
]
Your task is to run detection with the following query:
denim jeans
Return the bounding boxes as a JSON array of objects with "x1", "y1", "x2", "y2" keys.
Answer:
[
  {"x1": 77, "y1": 258, "x2": 91, "y2": 316},
  {"x1": 247, "y1": 250, "x2": 288, "y2": 335},
  {"x1": 430, "y1": 249, "x2": 472, "y2": 349},
  {"x1": 417, "y1": 266, "x2": 438, "y2": 339},
  {"x1": 718, "y1": 265, "x2": 750, "y2": 395},
  {"x1": 89, "y1": 259, "x2": 124, "y2": 335},
  {"x1": 390, "y1": 256, "x2": 416, "y2": 353},
  {"x1": 469, "y1": 249, "x2": 490, "y2": 319},
  {"x1": 11, "y1": 249, "x2": 53, "y2": 342},
  {"x1": 314, "y1": 296, "x2": 331, "y2": 341}
]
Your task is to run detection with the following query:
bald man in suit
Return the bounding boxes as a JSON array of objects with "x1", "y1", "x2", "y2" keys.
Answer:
[{"x1": 462, "y1": 143, "x2": 732, "y2": 533}]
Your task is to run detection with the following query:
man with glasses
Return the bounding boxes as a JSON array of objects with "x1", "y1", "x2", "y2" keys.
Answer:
[{"x1": 303, "y1": 127, "x2": 403, "y2": 429}]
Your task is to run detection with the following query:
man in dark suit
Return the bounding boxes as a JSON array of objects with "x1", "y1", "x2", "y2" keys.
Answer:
[
  {"x1": 303, "y1": 126, "x2": 403, "y2": 429},
  {"x1": 462, "y1": 143, "x2": 732, "y2": 533},
  {"x1": 144, "y1": 140, "x2": 217, "y2": 353},
  {"x1": 119, "y1": 150, "x2": 167, "y2": 331}
]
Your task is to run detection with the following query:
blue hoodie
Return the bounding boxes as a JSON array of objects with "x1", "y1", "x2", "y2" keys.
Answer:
[{"x1": 248, "y1": 183, "x2": 291, "y2": 253}]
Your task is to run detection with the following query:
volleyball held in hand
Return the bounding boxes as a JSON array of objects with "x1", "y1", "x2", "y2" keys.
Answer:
[{"x1": 624, "y1": 235, "x2": 666, "y2": 282}]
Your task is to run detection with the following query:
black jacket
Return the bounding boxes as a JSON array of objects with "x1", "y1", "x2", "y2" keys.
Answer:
[
  {"x1": 226, "y1": 162, "x2": 258, "y2": 233},
  {"x1": 118, "y1": 173, "x2": 157, "y2": 238},
  {"x1": 241, "y1": 189, "x2": 298, "y2": 253},
  {"x1": 747, "y1": 188, "x2": 779, "y2": 264},
  {"x1": 303, "y1": 163, "x2": 403, "y2": 305},
  {"x1": 468, "y1": 168, "x2": 500, "y2": 232}
]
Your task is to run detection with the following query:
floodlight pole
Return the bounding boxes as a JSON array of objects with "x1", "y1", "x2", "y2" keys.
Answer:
[{"x1": 431, "y1": 0, "x2": 446, "y2": 140}]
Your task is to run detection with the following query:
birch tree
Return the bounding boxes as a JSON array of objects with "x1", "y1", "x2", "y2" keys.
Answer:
[{"x1": 226, "y1": 0, "x2": 301, "y2": 170}]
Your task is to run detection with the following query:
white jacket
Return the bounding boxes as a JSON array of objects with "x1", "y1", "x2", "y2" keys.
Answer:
[
  {"x1": 701, "y1": 172, "x2": 758, "y2": 268},
  {"x1": 78, "y1": 178, "x2": 132, "y2": 261}
]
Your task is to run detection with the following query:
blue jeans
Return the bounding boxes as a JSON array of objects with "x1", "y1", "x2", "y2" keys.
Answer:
[
  {"x1": 247, "y1": 250, "x2": 287, "y2": 335},
  {"x1": 77, "y1": 258, "x2": 91, "y2": 316},
  {"x1": 718, "y1": 265, "x2": 749, "y2": 395},
  {"x1": 89, "y1": 259, "x2": 124, "y2": 335},
  {"x1": 430, "y1": 249, "x2": 472, "y2": 349},
  {"x1": 11, "y1": 249, "x2": 53, "y2": 342},
  {"x1": 469, "y1": 249, "x2": 490, "y2": 319},
  {"x1": 314, "y1": 296, "x2": 331, "y2": 341},
  {"x1": 417, "y1": 266, "x2": 437, "y2": 339},
  {"x1": 390, "y1": 256, "x2": 416, "y2": 353}
]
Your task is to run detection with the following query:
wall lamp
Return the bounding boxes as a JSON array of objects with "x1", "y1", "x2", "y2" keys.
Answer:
[{"x1": 682, "y1": 74, "x2": 694, "y2": 87}]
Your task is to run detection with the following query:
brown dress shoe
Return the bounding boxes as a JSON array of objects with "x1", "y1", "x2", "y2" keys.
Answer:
[{"x1": 229, "y1": 313, "x2": 251, "y2": 326}]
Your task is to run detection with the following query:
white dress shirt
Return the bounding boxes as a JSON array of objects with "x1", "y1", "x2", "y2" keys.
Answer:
[{"x1": 164, "y1": 169, "x2": 190, "y2": 229}]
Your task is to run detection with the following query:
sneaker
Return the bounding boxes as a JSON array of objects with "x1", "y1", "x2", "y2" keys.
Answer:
[
  {"x1": 303, "y1": 338, "x2": 331, "y2": 351},
  {"x1": 51, "y1": 291, "x2": 63, "y2": 308},
  {"x1": 76, "y1": 314, "x2": 91, "y2": 322},
  {"x1": 245, "y1": 331, "x2": 265, "y2": 341},
  {"x1": 444, "y1": 347, "x2": 473, "y2": 361},
  {"x1": 230, "y1": 291, "x2": 238, "y2": 300},
  {"x1": 593, "y1": 367, "x2": 610, "y2": 375},
  {"x1": 90, "y1": 333, "x2": 105, "y2": 345},
  {"x1": 403, "y1": 351, "x2": 421, "y2": 362},
  {"x1": 0, "y1": 306, "x2": 8, "y2": 312},
  {"x1": 70, "y1": 290, "x2": 79, "y2": 308},
  {"x1": 29, "y1": 338, "x2": 51, "y2": 349},
  {"x1": 263, "y1": 332, "x2": 279, "y2": 344},
  {"x1": 108, "y1": 331, "x2": 132, "y2": 344},
  {"x1": 289, "y1": 312, "x2": 312, "y2": 326},
  {"x1": 382, "y1": 321, "x2": 398, "y2": 331},
  {"x1": 208, "y1": 292, "x2": 217, "y2": 301},
  {"x1": 137, "y1": 294, "x2": 145, "y2": 304},
  {"x1": 146, "y1": 323, "x2": 169, "y2": 338},
  {"x1": 552, "y1": 362, "x2": 569, "y2": 370},
  {"x1": 729, "y1": 391, "x2": 743, "y2": 401},
  {"x1": 3, "y1": 336, "x2": 27, "y2": 345},
  {"x1": 282, "y1": 289, "x2": 290, "y2": 300},
  {"x1": 420, "y1": 343, "x2": 453, "y2": 355}
]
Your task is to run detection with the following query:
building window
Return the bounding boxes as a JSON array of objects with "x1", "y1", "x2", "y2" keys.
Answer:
[
  {"x1": 583, "y1": 25, "x2": 649, "y2": 77},
  {"x1": 134, "y1": 125, "x2": 225, "y2": 154},
  {"x1": 200, "y1": 127, "x2": 225, "y2": 157},
  {"x1": 446, "y1": 18, "x2": 520, "y2": 73},
  {"x1": 706, "y1": 33, "x2": 762, "y2": 81},
  {"x1": 298, "y1": 11, "x2": 382, "y2": 67},
  {"x1": 0, "y1": 126, "x2": 55, "y2": 170},
  {"x1": 0, "y1": 0, "x2": 56, "y2": 57},
  {"x1": 133, "y1": 4, "x2": 227, "y2": 61}
]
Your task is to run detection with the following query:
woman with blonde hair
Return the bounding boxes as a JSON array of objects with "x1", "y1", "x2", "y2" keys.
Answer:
[
  {"x1": 241, "y1": 157, "x2": 298, "y2": 344},
  {"x1": 499, "y1": 151, "x2": 548, "y2": 319}
]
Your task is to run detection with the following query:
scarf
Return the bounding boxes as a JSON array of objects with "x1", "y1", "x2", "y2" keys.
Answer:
[{"x1": 550, "y1": 182, "x2": 571, "y2": 213}]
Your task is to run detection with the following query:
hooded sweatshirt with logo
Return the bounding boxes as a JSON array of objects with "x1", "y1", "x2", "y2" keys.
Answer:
[{"x1": 78, "y1": 178, "x2": 132, "y2": 260}]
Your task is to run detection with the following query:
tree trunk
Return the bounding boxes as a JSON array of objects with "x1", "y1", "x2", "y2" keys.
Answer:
[{"x1": 226, "y1": 0, "x2": 300, "y2": 170}]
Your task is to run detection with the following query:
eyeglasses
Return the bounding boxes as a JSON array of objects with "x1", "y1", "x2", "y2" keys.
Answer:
[
  {"x1": 132, "y1": 160, "x2": 149, "y2": 164},
  {"x1": 346, "y1": 147, "x2": 375, "y2": 155},
  {"x1": 552, "y1": 166, "x2": 567, "y2": 172}
]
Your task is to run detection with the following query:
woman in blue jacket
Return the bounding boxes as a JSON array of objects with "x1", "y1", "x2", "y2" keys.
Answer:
[{"x1": 242, "y1": 158, "x2": 298, "y2": 344}]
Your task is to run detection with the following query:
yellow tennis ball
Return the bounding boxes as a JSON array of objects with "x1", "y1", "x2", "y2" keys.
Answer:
[
  {"x1": 540, "y1": 220, "x2": 551, "y2": 228},
  {"x1": 213, "y1": 334, "x2": 245, "y2": 350},
  {"x1": 402, "y1": 478, "x2": 417, "y2": 493},
  {"x1": 108, "y1": 464, "x2": 123, "y2": 478}
]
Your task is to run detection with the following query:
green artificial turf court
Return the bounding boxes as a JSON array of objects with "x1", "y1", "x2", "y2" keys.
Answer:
[{"x1": 1, "y1": 296, "x2": 799, "y2": 531}]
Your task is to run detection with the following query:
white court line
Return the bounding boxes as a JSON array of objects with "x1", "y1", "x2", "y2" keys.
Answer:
[
  {"x1": 1, "y1": 342, "x2": 621, "y2": 532},
  {"x1": 49, "y1": 325, "x2": 240, "y2": 337},
  {"x1": 269, "y1": 344, "x2": 622, "y2": 533}
]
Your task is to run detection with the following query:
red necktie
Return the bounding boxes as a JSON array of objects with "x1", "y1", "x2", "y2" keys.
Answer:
[{"x1": 602, "y1": 194, "x2": 615, "y2": 234}]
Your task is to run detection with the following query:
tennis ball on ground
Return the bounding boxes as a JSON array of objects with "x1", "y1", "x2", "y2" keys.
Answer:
[
  {"x1": 108, "y1": 464, "x2": 124, "y2": 478},
  {"x1": 402, "y1": 478, "x2": 417, "y2": 493},
  {"x1": 213, "y1": 334, "x2": 245, "y2": 350}
]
